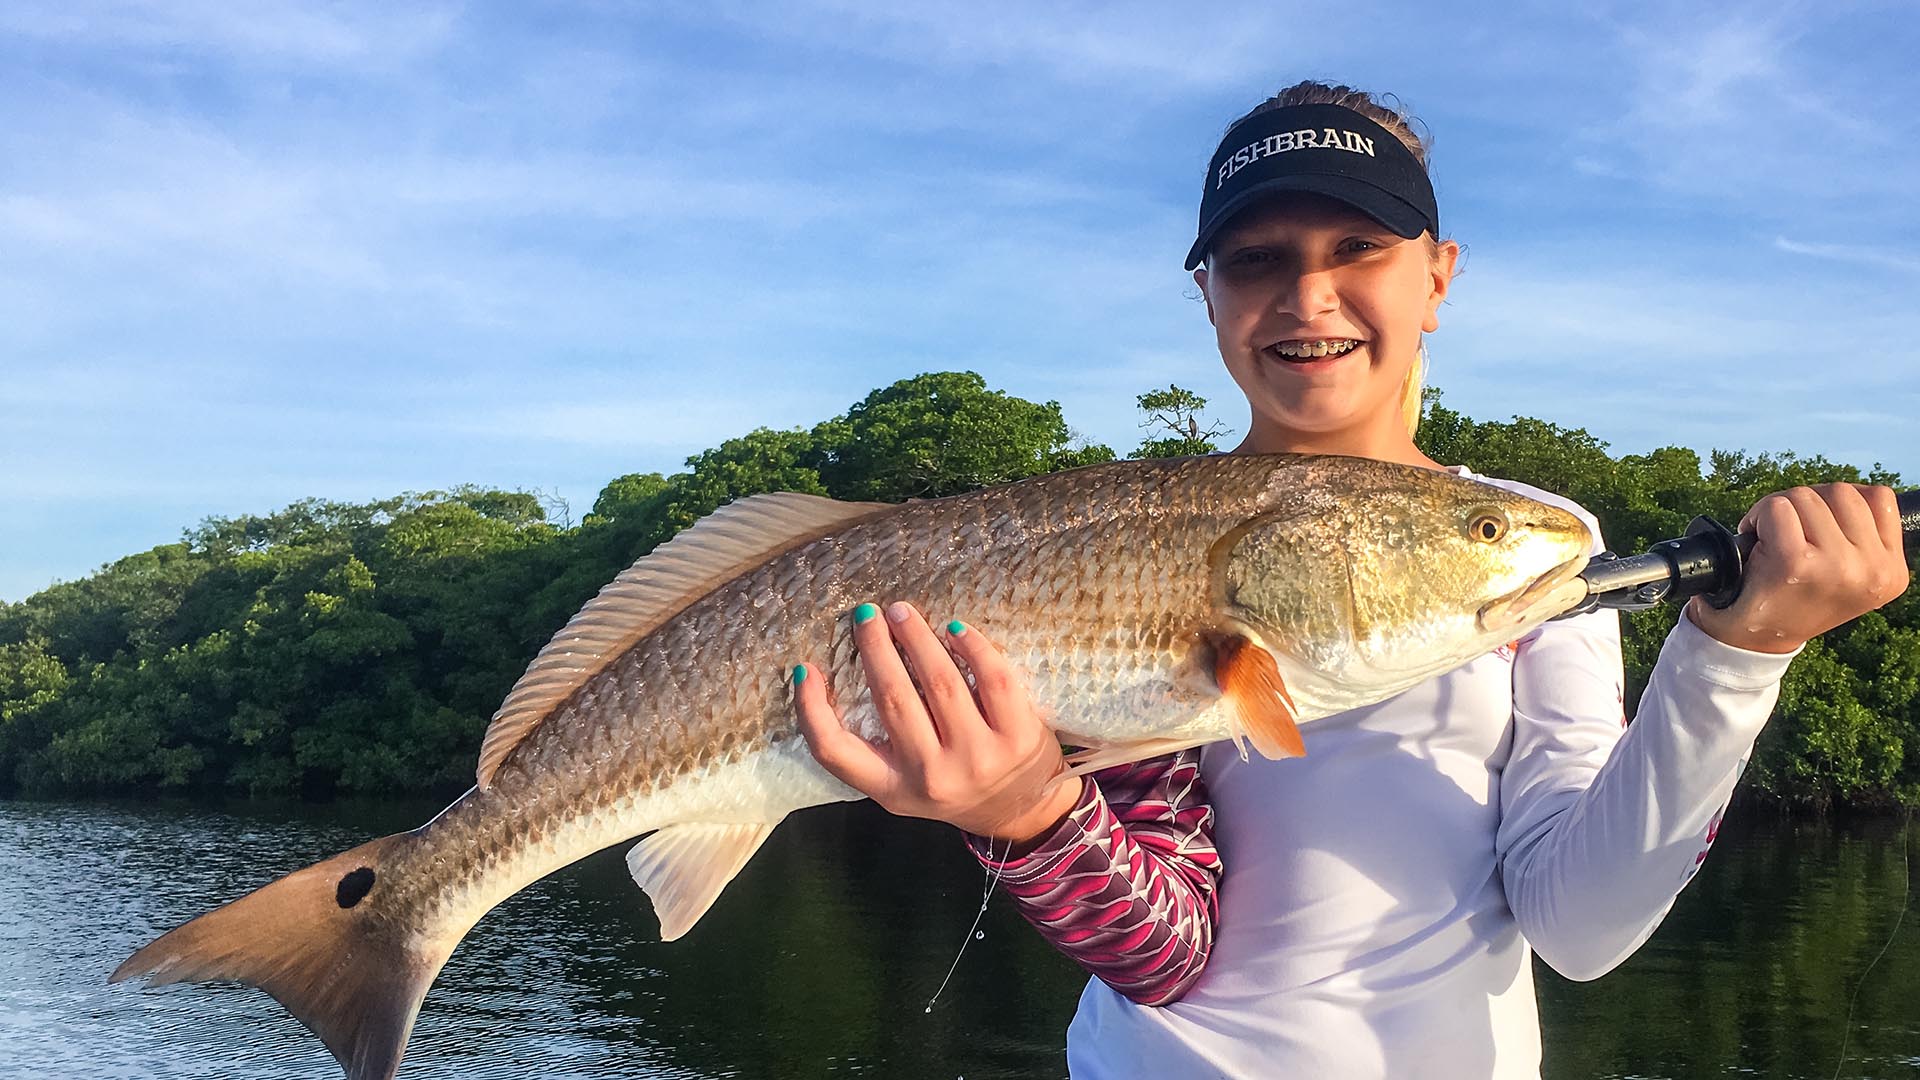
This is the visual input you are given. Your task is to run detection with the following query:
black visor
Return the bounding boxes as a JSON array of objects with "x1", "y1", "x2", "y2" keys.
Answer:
[{"x1": 1185, "y1": 103, "x2": 1438, "y2": 270}]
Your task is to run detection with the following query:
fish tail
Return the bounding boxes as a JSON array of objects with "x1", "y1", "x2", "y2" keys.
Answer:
[{"x1": 109, "y1": 831, "x2": 451, "y2": 1080}]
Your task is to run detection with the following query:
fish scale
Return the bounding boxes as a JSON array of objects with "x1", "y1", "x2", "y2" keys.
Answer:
[
  {"x1": 406, "y1": 465, "x2": 1233, "y2": 931},
  {"x1": 111, "y1": 453, "x2": 1593, "y2": 1080}
]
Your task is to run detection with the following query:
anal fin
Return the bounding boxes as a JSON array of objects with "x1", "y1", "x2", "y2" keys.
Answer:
[
  {"x1": 626, "y1": 822, "x2": 776, "y2": 941},
  {"x1": 1064, "y1": 737, "x2": 1212, "y2": 776},
  {"x1": 1214, "y1": 634, "x2": 1305, "y2": 759}
]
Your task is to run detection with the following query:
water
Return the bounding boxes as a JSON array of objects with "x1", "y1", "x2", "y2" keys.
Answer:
[
  {"x1": 1, "y1": 798, "x2": 1914, "y2": 1079},
  {"x1": 1537, "y1": 811, "x2": 1920, "y2": 1080}
]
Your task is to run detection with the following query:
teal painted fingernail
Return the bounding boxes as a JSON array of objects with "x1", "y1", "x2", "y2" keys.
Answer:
[
  {"x1": 947, "y1": 620, "x2": 966, "y2": 636},
  {"x1": 792, "y1": 664, "x2": 806, "y2": 685},
  {"x1": 853, "y1": 602, "x2": 879, "y2": 625}
]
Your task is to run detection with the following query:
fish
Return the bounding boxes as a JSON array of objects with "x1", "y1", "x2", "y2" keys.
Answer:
[{"x1": 111, "y1": 453, "x2": 1593, "y2": 1080}]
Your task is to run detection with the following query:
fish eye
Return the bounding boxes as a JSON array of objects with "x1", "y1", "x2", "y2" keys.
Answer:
[{"x1": 1468, "y1": 510, "x2": 1509, "y2": 543}]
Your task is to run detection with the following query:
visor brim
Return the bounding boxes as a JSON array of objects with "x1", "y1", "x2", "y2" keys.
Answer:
[{"x1": 1183, "y1": 174, "x2": 1432, "y2": 271}]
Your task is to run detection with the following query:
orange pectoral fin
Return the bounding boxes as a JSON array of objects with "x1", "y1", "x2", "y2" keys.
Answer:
[{"x1": 1214, "y1": 634, "x2": 1305, "y2": 760}]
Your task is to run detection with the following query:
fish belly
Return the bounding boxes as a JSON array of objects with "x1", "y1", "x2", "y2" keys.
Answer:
[{"x1": 422, "y1": 737, "x2": 861, "y2": 933}]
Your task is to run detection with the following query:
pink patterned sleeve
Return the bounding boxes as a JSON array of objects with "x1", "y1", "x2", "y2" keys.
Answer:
[{"x1": 963, "y1": 750, "x2": 1221, "y2": 1006}]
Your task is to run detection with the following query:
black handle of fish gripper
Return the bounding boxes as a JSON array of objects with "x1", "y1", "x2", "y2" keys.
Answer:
[
  {"x1": 1646, "y1": 516, "x2": 1747, "y2": 610},
  {"x1": 1669, "y1": 488, "x2": 1920, "y2": 610}
]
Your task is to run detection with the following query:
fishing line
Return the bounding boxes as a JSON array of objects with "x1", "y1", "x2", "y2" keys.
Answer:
[
  {"x1": 925, "y1": 836, "x2": 1008, "y2": 1013},
  {"x1": 1830, "y1": 807, "x2": 1913, "y2": 1080}
]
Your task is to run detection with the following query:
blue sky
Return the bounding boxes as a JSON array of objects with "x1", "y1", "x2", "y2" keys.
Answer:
[{"x1": 2, "y1": 1, "x2": 1916, "y2": 602}]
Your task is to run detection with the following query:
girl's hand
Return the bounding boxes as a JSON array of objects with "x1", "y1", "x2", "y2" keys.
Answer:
[
  {"x1": 1687, "y1": 484, "x2": 1909, "y2": 654},
  {"x1": 792, "y1": 601, "x2": 1082, "y2": 845}
]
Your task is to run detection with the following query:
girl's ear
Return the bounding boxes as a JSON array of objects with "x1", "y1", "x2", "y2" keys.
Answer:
[
  {"x1": 1194, "y1": 266, "x2": 1217, "y2": 325},
  {"x1": 1422, "y1": 240, "x2": 1460, "y2": 334}
]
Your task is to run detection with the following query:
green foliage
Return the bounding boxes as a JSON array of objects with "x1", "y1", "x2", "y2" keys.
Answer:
[
  {"x1": 1418, "y1": 388, "x2": 1912, "y2": 809},
  {"x1": 0, "y1": 375, "x2": 1910, "y2": 810},
  {"x1": 0, "y1": 373, "x2": 1115, "y2": 800},
  {"x1": 1129, "y1": 384, "x2": 1230, "y2": 459},
  {"x1": 0, "y1": 485, "x2": 562, "y2": 797},
  {"x1": 587, "y1": 472, "x2": 671, "y2": 525},
  {"x1": 666, "y1": 427, "x2": 830, "y2": 525},
  {"x1": 814, "y1": 371, "x2": 1113, "y2": 500}
]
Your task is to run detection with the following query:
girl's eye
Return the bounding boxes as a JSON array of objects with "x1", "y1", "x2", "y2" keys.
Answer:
[{"x1": 1341, "y1": 238, "x2": 1380, "y2": 254}]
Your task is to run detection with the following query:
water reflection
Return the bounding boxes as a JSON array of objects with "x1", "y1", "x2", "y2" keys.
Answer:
[
  {"x1": 1, "y1": 797, "x2": 1082, "y2": 1079},
  {"x1": 2, "y1": 798, "x2": 1914, "y2": 1079},
  {"x1": 1538, "y1": 810, "x2": 1919, "y2": 1080}
]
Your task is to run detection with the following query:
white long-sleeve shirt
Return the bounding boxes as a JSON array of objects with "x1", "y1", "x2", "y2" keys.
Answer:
[{"x1": 1020, "y1": 469, "x2": 1796, "y2": 1078}]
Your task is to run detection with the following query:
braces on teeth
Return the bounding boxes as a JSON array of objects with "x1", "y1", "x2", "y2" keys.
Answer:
[{"x1": 1272, "y1": 340, "x2": 1360, "y2": 358}]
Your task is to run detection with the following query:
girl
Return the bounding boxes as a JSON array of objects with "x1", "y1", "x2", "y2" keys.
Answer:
[{"x1": 792, "y1": 82, "x2": 1909, "y2": 1078}]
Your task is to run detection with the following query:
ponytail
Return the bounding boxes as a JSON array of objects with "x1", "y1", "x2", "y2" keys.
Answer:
[{"x1": 1400, "y1": 344, "x2": 1426, "y2": 438}]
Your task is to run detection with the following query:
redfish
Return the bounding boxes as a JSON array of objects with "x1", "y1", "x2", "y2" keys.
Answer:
[{"x1": 113, "y1": 454, "x2": 1591, "y2": 1079}]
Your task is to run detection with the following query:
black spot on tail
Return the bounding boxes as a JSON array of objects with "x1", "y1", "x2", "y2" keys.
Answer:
[{"x1": 336, "y1": 867, "x2": 376, "y2": 909}]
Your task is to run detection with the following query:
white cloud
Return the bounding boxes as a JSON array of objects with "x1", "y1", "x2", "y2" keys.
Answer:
[
  {"x1": 438, "y1": 388, "x2": 847, "y2": 451},
  {"x1": 694, "y1": 1, "x2": 1369, "y2": 92},
  {"x1": 0, "y1": 0, "x2": 456, "y2": 67},
  {"x1": 1774, "y1": 237, "x2": 1920, "y2": 275},
  {"x1": 2, "y1": 0, "x2": 1916, "y2": 602},
  {"x1": 1578, "y1": 3, "x2": 1913, "y2": 204},
  {"x1": 1431, "y1": 241, "x2": 1917, "y2": 478}
]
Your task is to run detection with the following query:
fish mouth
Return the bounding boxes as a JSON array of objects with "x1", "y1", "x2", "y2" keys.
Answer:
[{"x1": 1477, "y1": 554, "x2": 1590, "y2": 632}]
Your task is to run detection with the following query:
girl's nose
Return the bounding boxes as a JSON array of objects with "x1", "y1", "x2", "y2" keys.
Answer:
[{"x1": 1274, "y1": 268, "x2": 1339, "y2": 322}]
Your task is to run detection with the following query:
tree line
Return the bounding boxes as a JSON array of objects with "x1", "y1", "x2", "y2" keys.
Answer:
[{"x1": 0, "y1": 372, "x2": 1911, "y2": 810}]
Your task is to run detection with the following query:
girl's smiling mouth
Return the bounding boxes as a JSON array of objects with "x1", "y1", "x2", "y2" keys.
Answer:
[{"x1": 1266, "y1": 338, "x2": 1365, "y2": 364}]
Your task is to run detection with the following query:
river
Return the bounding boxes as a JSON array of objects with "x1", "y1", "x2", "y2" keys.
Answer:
[{"x1": 1, "y1": 797, "x2": 1914, "y2": 1078}]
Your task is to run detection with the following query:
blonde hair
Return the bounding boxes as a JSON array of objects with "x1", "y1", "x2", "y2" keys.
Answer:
[{"x1": 1231, "y1": 81, "x2": 1443, "y2": 438}]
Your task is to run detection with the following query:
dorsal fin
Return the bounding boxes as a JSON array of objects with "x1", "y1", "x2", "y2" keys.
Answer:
[{"x1": 475, "y1": 491, "x2": 893, "y2": 789}]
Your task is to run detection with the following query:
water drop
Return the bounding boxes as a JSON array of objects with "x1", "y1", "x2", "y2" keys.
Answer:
[{"x1": 974, "y1": 930, "x2": 985, "y2": 940}]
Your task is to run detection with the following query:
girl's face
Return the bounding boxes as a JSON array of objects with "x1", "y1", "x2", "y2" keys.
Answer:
[{"x1": 1194, "y1": 193, "x2": 1457, "y2": 458}]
